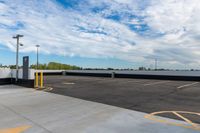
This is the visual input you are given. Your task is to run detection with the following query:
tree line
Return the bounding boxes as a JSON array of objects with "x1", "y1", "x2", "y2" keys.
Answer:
[
  {"x1": 0, "y1": 62, "x2": 81, "y2": 70},
  {"x1": 30, "y1": 62, "x2": 81, "y2": 70}
]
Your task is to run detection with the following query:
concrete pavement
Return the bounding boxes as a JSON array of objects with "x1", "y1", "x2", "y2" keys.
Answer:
[{"x1": 0, "y1": 85, "x2": 199, "y2": 133}]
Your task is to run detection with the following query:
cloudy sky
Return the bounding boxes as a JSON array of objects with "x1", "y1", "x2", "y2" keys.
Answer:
[{"x1": 0, "y1": 0, "x2": 200, "y2": 69}]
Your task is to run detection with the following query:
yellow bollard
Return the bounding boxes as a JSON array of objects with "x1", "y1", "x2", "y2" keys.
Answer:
[
  {"x1": 40, "y1": 71, "x2": 44, "y2": 89},
  {"x1": 35, "y1": 72, "x2": 39, "y2": 88}
]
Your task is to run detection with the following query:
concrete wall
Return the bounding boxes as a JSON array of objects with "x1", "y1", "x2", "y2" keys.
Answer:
[
  {"x1": 3, "y1": 69, "x2": 198, "y2": 78},
  {"x1": 0, "y1": 68, "x2": 34, "y2": 79},
  {"x1": 2, "y1": 69, "x2": 200, "y2": 79},
  {"x1": 0, "y1": 68, "x2": 35, "y2": 87},
  {"x1": 35, "y1": 70, "x2": 64, "y2": 73},
  {"x1": 62, "y1": 70, "x2": 200, "y2": 81},
  {"x1": 36, "y1": 69, "x2": 200, "y2": 77},
  {"x1": 65, "y1": 70, "x2": 200, "y2": 77},
  {"x1": 11, "y1": 69, "x2": 35, "y2": 80},
  {"x1": 0, "y1": 68, "x2": 12, "y2": 85},
  {"x1": 35, "y1": 70, "x2": 64, "y2": 76},
  {"x1": 0, "y1": 68, "x2": 11, "y2": 78}
]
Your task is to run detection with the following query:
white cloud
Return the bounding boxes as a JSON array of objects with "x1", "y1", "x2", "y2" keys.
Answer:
[
  {"x1": 0, "y1": 0, "x2": 200, "y2": 69},
  {"x1": 145, "y1": 0, "x2": 198, "y2": 33},
  {"x1": 143, "y1": 0, "x2": 200, "y2": 66}
]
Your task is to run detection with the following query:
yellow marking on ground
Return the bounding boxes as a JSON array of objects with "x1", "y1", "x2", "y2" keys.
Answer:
[
  {"x1": 44, "y1": 87, "x2": 53, "y2": 92},
  {"x1": 0, "y1": 125, "x2": 31, "y2": 133},
  {"x1": 144, "y1": 81, "x2": 171, "y2": 86},
  {"x1": 144, "y1": 111, "x2": 200, "y2": 131},
  {"x1": 177, "y1": 82, "x2": 199, "y2": 89},
  {"x1": 172, "y1": 111, "x2": 199, "y2": 128}
]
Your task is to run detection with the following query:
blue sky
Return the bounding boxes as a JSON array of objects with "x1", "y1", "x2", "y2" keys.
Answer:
[{"x1": 0, "y1": 0, "x2": 200, "y2": 69}]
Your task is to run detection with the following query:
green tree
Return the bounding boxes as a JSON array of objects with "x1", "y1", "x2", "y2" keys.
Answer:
[{"x1": 30, "y1": 62, "x2": 81, "y2": 70}]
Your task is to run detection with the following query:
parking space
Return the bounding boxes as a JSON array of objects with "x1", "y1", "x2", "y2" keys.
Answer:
[{"x1": 44, "y1": 75, "x2": 200, "y2": 124}]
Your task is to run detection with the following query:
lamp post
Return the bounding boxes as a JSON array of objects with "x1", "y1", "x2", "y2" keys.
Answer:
[
  {"x1": 36, "y1": 45, "x2": 40, "y2": 70},
  {"x1": 13, "y1": 34, "x2": 24, "y2": 83},
  {"x1": 155, "y1": 58, "x2": 157, "y2": 71}
]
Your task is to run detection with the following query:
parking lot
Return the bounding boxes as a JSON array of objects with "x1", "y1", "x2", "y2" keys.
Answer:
[
  {"x1": 1, "y1": 85, "x2": 198, "y2": 133},
  {"x1": 44, "y1": 75, "x2": 200, "y2": 124}
]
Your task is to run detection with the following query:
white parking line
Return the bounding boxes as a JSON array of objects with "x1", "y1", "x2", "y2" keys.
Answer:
[
  {"x1": 63, "y1": 82, "x2": 75, "y2": 85},
  {"x1": 177, "y1": 82, "x2": 199, "y2": 89},
  {"x1": 122, "y1": 80, "x2": 150, "y2": 84},
  {"x1": 144, "y1": 81, "x2": 171, "y2": 86}
]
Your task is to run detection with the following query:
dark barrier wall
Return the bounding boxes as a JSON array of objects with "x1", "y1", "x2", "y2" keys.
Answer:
[
  {"x1": 65, "y1": 72, "x2": 111, "y2": 77},
  {"x1": 115, "y1": 74, "x2": 200, "y2": 81},
  {"x1": 14, "y1": 79, "x2": 35, "y2": 88},
  {"x1": 0, "y1": 78, "x2": 34, "y2": 88},
  {"x1": 64, "y1": 71, "x2": 200, "y2": 81},
  {"x1": 43, "y1": 72, "x2": 63, "y2": 76},
  {"x1": 0, "y1": 78, "x2": 12, "y2": 85}
]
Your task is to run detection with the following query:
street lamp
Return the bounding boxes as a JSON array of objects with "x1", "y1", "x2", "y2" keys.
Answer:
[
  {"x1": 155, "y1": 58, "x2": 158, "y2": 71},
  {"x1": 13, "y1": 34, "x2": 24, "y2": 83},
  {"x1": 36, "y1": 45, "x2": 40, "y2": 70}
]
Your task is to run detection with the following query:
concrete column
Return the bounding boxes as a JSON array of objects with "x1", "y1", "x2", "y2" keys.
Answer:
[
  {"x1": 111, "y1": 72, "x2": 115, "y2": 78},
  {"x1": 62, "y1": 71, "x2": 66, "y2": 76}
]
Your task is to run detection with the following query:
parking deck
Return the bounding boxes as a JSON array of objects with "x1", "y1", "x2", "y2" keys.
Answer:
[
  {"x1": 44, "y1": 75, "x2": 200, "y2": 124},
  {"x1": 0, "y1": 85, "x2": 199, "y2": 133}
]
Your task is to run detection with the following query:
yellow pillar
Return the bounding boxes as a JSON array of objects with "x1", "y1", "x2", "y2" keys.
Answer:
[
  {"x1": 35, "y1": 72, "x2": 38, "y2": 88},
  {"x1": 40, "y1": 71, "x2": 43, "y2": 89}
]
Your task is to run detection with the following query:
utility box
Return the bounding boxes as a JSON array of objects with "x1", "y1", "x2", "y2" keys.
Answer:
[{"x1": 23, "y1": 56, "x2": 29, "y2": 79}]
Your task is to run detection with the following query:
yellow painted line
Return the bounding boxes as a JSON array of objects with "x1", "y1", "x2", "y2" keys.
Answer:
[
  {"x1": 0, "y1": 125, "x2": 31, "y2": 133},
  {"x1": 145, "y1": 114, "x2": 188, "y2": 128},
  {"x1": 144, "y1": 111, "x2": 200, "y2": 131},
  {"x1": 144, "y1": 81, "x2": 170, "y2": 86},
  {"x1": 177, "y1": 82, "x2": 199, "y2": 89},
  {"x1": 172, "y1": 111, "x2": 199, "y2": 128}
]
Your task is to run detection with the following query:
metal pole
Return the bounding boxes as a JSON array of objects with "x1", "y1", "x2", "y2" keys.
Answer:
[
  {"x1": 37, "y1": 47, "x2": 38, "y2": 69},
  {"x1": 155, "y1": 58, "x2": 157, "y2": 71},
  {"x1": 16, "y1": 38, "x2": 19, "y2": 82},
  {"x1": 36, "y1": 45, "x2": 40, "y2": 70},
  {"x1": 13, "y1": 34, "x2": 23, "y2": 83}
]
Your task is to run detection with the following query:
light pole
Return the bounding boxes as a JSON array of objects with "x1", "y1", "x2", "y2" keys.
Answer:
[
  {"x1": 155, "y1": 58, "x2": 157, "y2": 71},
  {"x1": 36, "y1": 45, "x2": 40, "y2": 70},
  {"x1": 13, "y1": 34, "x2": 24, "y2": 83}
]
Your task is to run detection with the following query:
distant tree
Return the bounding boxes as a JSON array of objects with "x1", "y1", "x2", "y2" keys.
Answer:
[
  {"x1": 9, "y1": 65, "x2": 16, "y2": 69},
  {"x1": 30, "y1": 62, "x2": 81, "y2": 70},
  {"x1": 138, "y1": 67, "x2": 147, "y2": 71},
  {"x1": 107, "y1": 68, "x2": 114, "y2": 70}
]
